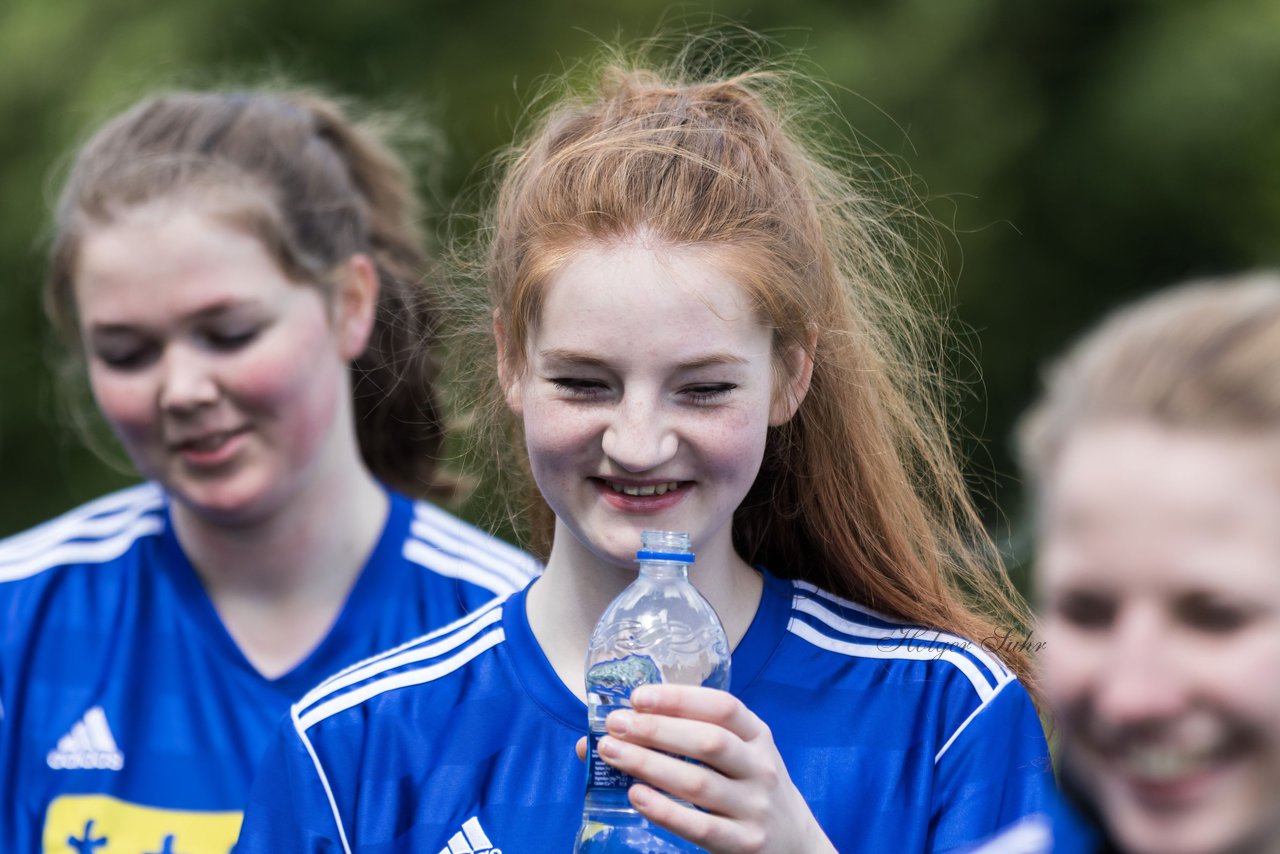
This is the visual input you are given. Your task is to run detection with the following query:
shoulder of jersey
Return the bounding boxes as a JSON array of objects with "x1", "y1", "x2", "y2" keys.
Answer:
[
  {"x1": 291, "y1": 597, "x2": 510, "y2": 734},
  {"x1": 401, "y1": 498, "x2": 541, "y2": 596},
  {"x1": 785, "y1": 579, "x2": 1015, "y2": 704},
  {"x1": 0, "y1": 483, "x2": 166, "y2": 585}
]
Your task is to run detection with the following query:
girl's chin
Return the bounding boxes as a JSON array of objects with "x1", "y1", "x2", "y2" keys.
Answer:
[
  {"x1": 170, "y1": 476, "x2": 278, "y2": 525},
  {"x1": 587, "y1": 542, "x2": 646, "y2": 574},
  {"x1": 1109, "y1": 814, "x2": 1241, "y2": 854},
  {"x1": 556, "y1": 528, "x2": 647, "y2": 577}
]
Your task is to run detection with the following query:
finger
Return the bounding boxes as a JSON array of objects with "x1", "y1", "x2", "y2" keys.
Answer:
[
  {"x1": 575, "y1": 736, "x2": 587, "y2": 763},
  {"x1": 630, "y1": 685, "x2": 764, "y2": 741},
  {"x1": 604, "y1": 709, "x2": 757, "y2": 780},
  {"x1": 627, "y1": 783, "x2": 759, "y2": 854},
  {"x1": 596, "y1": 735, "x2": 758, "y2": 817}
]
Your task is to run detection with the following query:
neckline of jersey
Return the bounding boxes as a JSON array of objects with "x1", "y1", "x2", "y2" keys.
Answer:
[
  {"x1": 499, "y1": 565, "x2": 793, "y2": 732},
  {"x1": 151, "y1": 484, "x2": 405, "y2": 694}
]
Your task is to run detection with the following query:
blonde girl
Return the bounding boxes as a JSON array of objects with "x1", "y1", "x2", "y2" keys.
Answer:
[{"x1": 0, "y1": 89, "x2": 535, "y2": 852}]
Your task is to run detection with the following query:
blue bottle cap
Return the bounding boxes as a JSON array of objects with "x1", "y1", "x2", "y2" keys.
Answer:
[
  {"x1": 635, "y1": 549, "x2": 695, "y2": 563},
  {"x1": 636, "y1": 530, "x2": 695, "y2": 563}
]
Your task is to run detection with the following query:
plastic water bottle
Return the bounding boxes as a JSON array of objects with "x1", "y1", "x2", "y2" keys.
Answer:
[{"x1": 574, "y1": 531, "x2": 731, "y2": 853}]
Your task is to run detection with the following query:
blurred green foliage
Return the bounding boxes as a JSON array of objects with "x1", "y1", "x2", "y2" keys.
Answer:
[{"x1": 3, "y1": 0, "x2": 1279, "y2": 586}]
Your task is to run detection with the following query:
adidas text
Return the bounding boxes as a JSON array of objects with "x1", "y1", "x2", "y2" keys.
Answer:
[{"x1": 46, "y1": 706, "x2": 125, "y2": 771}]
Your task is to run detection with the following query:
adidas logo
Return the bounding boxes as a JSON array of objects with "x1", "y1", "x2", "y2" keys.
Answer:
[
  {"x1": 46, "y1": 706, "x2": 124, "y2": 771},
  {"x1": 438, "y1": 816, "x2": 501, "y2": 854}
]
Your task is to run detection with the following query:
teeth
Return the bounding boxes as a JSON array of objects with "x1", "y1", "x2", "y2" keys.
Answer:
[
  {"x1": 607, "y1": 481, "x2": 680, "y2": 496},
  {"x1": 1121, "y1": 748, "x2": 1212, "y2": 781},
  {"x1": 185, "y1": 433, "x2": 231, "y2": 451}
]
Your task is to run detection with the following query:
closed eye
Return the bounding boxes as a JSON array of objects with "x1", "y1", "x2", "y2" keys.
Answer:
[
  {"x1": 91, "y1": 339, "x2": 159, "y2": 371},
  {"x1": 683, "y1": 383, "x2": 736, "y2": 404},
  {"x1": 201, "y1": 326, "x2": 261, "y2": 352},
  {"x1": 550, "y1": 377, "x2": 610, "y2": 399},
  {"x1": 1176, "y1": 593, "x2": 1253, "y2": 634},
  {"x1": 1053, "y1": 590, "x2": 1117, "y2": 630}
]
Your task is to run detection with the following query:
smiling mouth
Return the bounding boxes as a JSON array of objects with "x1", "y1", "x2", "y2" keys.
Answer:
[
  {"x1": 172, "y1": 428, "x2": 246, "y2": 453},
  {"x1": 602, "y1": 480, "x2": 683, "y2": 496},
  {"x1": 1115, "y1": 747, "x2": 1220, "y2": 782},
  {"x1": 1080, "y1": 730, "x2": 1248, "y2": 792}
]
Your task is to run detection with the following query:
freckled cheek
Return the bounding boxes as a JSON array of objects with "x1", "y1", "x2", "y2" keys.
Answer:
[
  {"x1": 522, "y1": 401, "x2": 602, "y2": 478},
  {"x1": 696, "y1": 408, "x2": 769, "y2": 481}
]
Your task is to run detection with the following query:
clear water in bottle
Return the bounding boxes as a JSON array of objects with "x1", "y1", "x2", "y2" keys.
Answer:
[{"x1": 574, "y1": 531, "x2": 731, "y2": 853}]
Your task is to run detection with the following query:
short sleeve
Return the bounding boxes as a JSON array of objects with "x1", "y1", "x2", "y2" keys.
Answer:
[{"x1": 929, "y1": 680, "x2": 1057, "y2": 853}]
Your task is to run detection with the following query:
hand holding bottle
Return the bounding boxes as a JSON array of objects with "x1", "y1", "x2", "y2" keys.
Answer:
[
  {"x1": 576, "y1": 531, "x2": 731, "y2": 852},
  {"x1": 589, "y1": 684, "x2": 838, "y2": 854}
]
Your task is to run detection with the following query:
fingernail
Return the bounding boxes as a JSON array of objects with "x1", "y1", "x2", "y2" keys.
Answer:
[
  {"x1": 599, "y1": 736, "x2": 621, "y2": 758},
  {"x1": 607, "y1": 709, "x2": 633, "y2": 734},
  {"x1": 631, "y1": 686, "x2": 655, "y2": 708}
]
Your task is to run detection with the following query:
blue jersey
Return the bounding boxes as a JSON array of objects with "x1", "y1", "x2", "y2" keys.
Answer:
[
  {"x1": 236, "y1": 567, "x2": 1055, "y2": 853},
  {"x1": 953, "y1": 791, "x2": 1103, "y2": 854},
  {"x1": 0, "y1": 483, "x2": 539, "y2": 853}
]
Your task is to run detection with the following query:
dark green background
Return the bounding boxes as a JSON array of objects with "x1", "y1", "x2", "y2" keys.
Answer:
[{"x1": 4, "y1": 0, "x2": 1279, "y2": 582}]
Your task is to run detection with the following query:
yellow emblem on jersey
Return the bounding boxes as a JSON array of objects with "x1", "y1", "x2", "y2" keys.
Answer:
[{"x1": 44, "y1": 794, "x2": 241, "y2": 853}]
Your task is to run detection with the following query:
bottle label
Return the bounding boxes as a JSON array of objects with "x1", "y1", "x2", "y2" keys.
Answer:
[
  {"x1": 586, "y1": 730, "x2": 637, "y2": 793},
  {"x1": 586, "y1": 654, "x2": 661, "y2": 699}
]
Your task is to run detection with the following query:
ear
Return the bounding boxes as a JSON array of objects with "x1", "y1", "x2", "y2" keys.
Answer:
[
  {"x1": 334, "y1": 253, "x2": 379, "y2": 360},
  {"x1": 769, "y1": 328, "x2": 816, "y2": 426},
  {"x1": 493, "y1": 310, "x2": 524, "y2": 415}
]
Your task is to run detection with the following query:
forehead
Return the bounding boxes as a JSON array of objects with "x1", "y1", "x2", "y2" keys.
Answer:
[
  {"x1": 1037, "y1": 422, "x2": 1280, "y2": 596},
  {"x1": 532, "y1": 241, "x2": 768, "y2": 354},
  {"x1": 74, "y1": 205, "x2": 286, "y2": 322}
]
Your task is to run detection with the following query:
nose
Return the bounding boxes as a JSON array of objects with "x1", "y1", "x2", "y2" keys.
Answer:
[
  {"x1": 601, "y1": 392, "x2": 678, "y2": 472},
  {"x1": 1092, "y1": 605, "x2": 1188, "y2": 728},
  {"x1": 158, "y1": 344, "x2": 219, "y2": 414}
]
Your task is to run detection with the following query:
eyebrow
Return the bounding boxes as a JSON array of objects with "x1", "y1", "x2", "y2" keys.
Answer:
[
  {"x1": 86, "y1": 301, "x2": 257, "y2": 335},
  {"x1": 537, "y1": 348, "x2": 750, "y2": 370}
]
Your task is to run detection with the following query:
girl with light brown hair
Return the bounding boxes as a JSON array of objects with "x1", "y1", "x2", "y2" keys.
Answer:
[
  {"x1": 238, "y1": 43, "x2": 1054, "y2": 853},
  {"x1": 0, "y1": 89, "x2": 536, "y2": 851}
]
